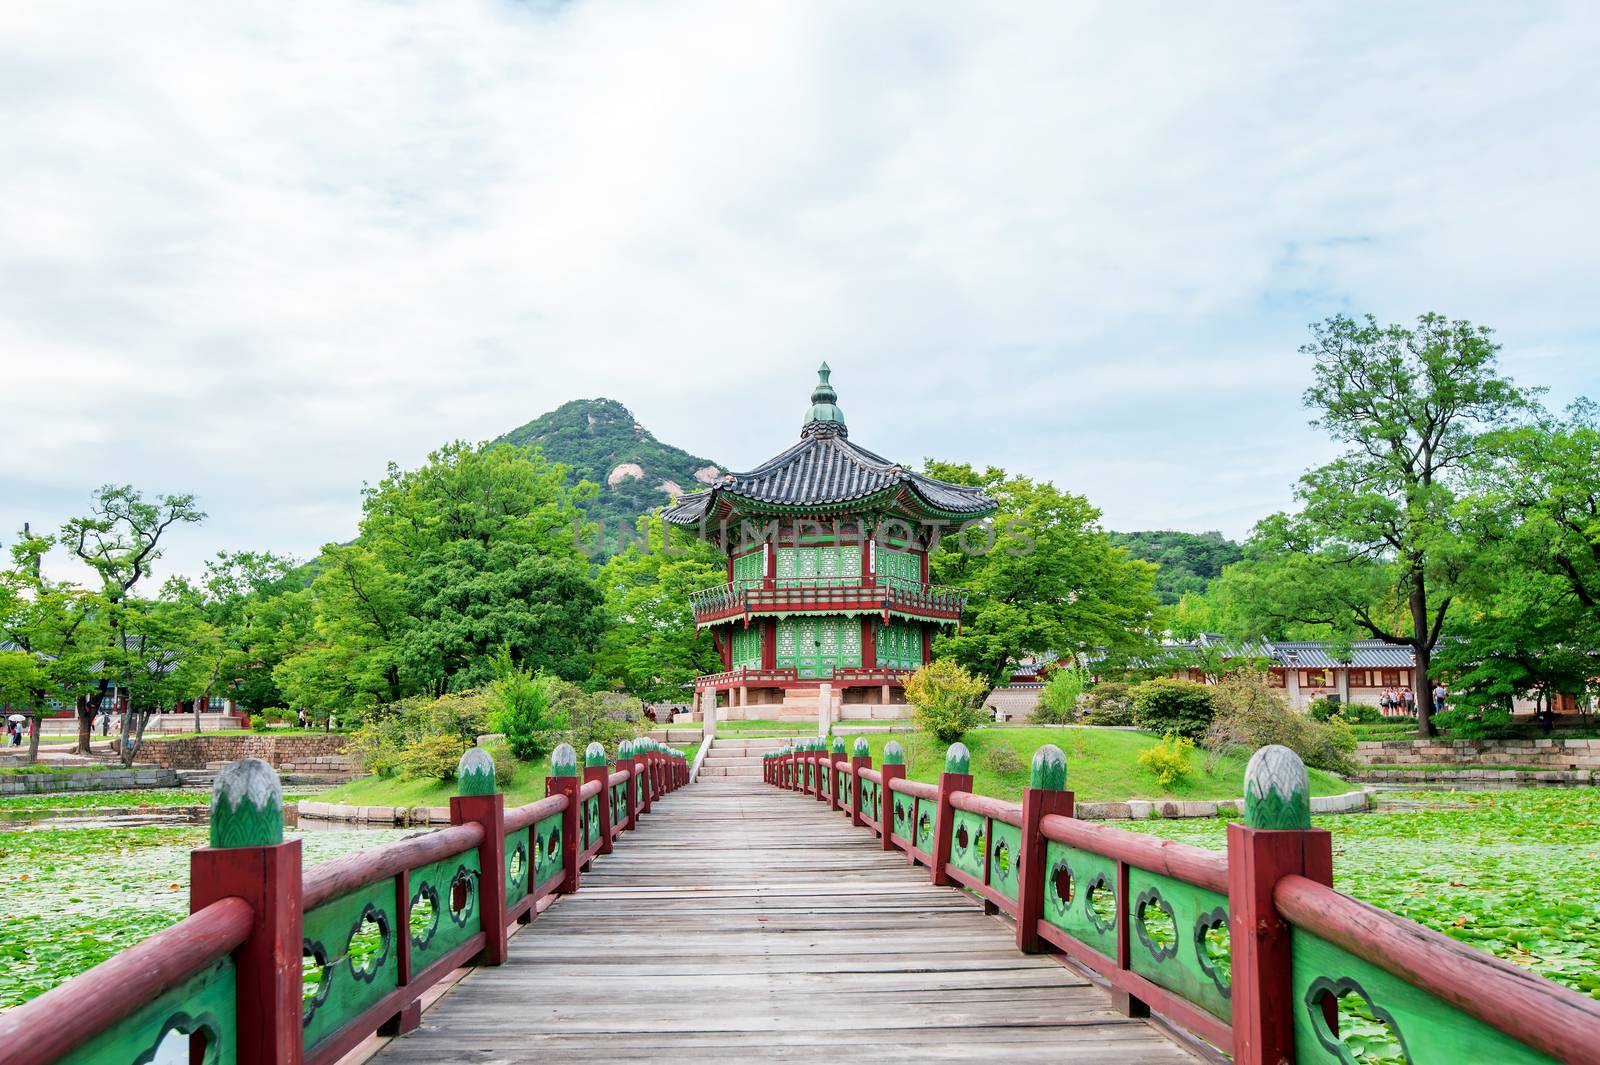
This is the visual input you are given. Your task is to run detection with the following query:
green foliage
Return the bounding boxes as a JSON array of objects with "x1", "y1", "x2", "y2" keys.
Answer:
[
  {"x1": 1130, "y1": 678, "x2": 1216, "y2": 740},
  {"x1": 1307, "y1": 696, "x2": 1341, "y2": 721},
  {"x1": 1034, "y1": 665, "x2": 1087, "y2": 724},
  {"x1": 1138, "y1": 733, "x2": 1194, "y2": 787},
  {"x1": 395, "y1": 732, "x2": 470, "y2": 782},
  {"x1": 483, "y1": 740, "x2": 518, "y2": 788},
  {"x1": 494, "y1": 398, "x2": 721, "y2": 555},
  {"x1": 485, "y1": 651, "x2": 568, "y2": 761},
  {"x1": 1079, "y1": 681, "x2": 1136, "y2": 726},
  {"x1": 346, "y1": 689, "x2": 492, "y2": 780},
  {"x1": 1431, "y1": 702, "x2": 1519, "y2": 739},
  {"x1": 982, "y1": 744, "x2": 1024, "y2": 777},
  {"x1": 1108, "y1": 530, "x2": 1243, "y2": 605},
  {"x1": 593, "y1": 517, "x2": 724, "y2": 701},
  {"x1": 905, "y1": 659, "x2": 989, "y2": 743},
  {"x1": 1204, "y1": 672, "x2": 1356, "y2": 774},
  {"x1": 923, "y1": 463, "x2": 1159, "y2": 683}
]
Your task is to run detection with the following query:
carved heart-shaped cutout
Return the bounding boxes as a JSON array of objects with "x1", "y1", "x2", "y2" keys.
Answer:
[
  {"x1": 1193, "y1": 907, "x2": 1231, "y2": 998},
  {"x1": 134, "y1": 1011, "x2": 222, "y2": 1065},
  {"x1": 1134, "y1": 888, "x2": 1178, "y2": 962},
  {"x1": 1304, "y1": 976, "x2": 1411, "y2": 1065}
]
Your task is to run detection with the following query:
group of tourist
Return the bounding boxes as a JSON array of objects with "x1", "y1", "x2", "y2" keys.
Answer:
[{"x1": 1377, "y1": 683, "x2": 1449, "y2": 718}]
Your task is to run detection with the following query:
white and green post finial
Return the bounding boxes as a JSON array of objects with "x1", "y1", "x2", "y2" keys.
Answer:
[
  {"x1": 1030, "y1": 744, "x2": 1067, "y2": 791},
  {"x1": 1243, "y1": 745, "x2": 1312, "y2": 830},
  {"x1": 585, "y1": 742, "x2": 607, "y2": 768},
  {"x1": 210, "y1": 757, "x2": 284, "y2": 848},
  {"x1": 551, "y1": 742, "x2": 578, "y2": 778},
  {"x1": 882, "y1": 741, "x2": 905, "y2": 766},
  {"x1": 851, "y1": 737, "x2": 869, "y2": 757},
  {"x1": 457, "y1": 747, "x2": 497, "y2": 796},
  {"x1": 944, "y1": 742, "x2": 971, "y2": 775}
]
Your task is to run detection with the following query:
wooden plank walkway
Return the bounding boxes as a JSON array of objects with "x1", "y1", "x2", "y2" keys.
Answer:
[{"x1": 370, "y1": 780, "x2": 1200, "y2": 1064}]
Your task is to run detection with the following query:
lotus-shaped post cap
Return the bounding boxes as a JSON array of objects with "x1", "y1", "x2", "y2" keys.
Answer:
[
  {"x1": 831, "y1": 737, "x2": 845, "y2": 754},
  {"x1": 944, "y1": 742, "x2": 971, "y2": 775},
  {"x1": 551, "y1": 742, "x2": 578, "y2": 778},
  {"x1": 617, "y1": 740, "x2": 633, "y2": 758},
  {"x1": 1244, "y1": 745, "x2": 1311, "y2": 830},
  {"x1": 210, "y1": 758, "x2": 284, "y2": 848},
  {"x1": 882, "y1": 741, "x2": 905, "y2": 766},
  {"x1": 852, "y1": 737, "x2": 870, "y2": 757},
  {"x1": 584, "y1": 742, "x2": 607, "y2": 768},
  {"x1": 457, "y1": 747, "x2": 498, "y2": 796},
  {"x1": 1030, "y1": 745, "x2": 1067, "y2": 791}
]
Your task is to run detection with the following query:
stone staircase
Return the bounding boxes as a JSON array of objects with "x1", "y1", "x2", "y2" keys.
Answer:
[{"x1": 697, "y1": 736, "x2": 791, "y2": 780}]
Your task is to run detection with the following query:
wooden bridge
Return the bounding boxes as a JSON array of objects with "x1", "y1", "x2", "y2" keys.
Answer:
[{"x1": 5, "y1": 735, "x2": 1599, "y2": 1065}]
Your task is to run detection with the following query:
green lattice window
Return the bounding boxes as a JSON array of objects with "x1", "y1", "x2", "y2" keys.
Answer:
[
  {"x1": 877, "y1": 548, "x2": 921, "y2": 589},
  {"x1": 775, "y1": 547, "x2": 862, "y2": 586},
  {"x1": 732, "y1": 549, "x2": 763, "y2": 589},
  {"x1": 731, "y1": 626, "x2": 762, "y2": 669},
  {"x1": 875, "y1": 621, "x2": 923, "y2": 669},
  {"x1": 777, "y1": 617, "x2": 862, "y2": 677}
]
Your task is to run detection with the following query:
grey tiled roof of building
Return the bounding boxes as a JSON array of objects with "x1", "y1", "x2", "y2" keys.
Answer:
[{"x1": 663, "y1": 367, "x2": 995, "y2": 524}]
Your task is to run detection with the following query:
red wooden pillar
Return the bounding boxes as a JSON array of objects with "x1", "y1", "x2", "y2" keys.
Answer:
[
  {"x1": 1227, "y1": 747, "x2": 1335, "y2": 1065},
  {"x1": 450, "y1": 749, "x2": 507, "y2": 966},
  {"x1": 813, "y1": 741, "x2": 828, "y2": 803},
  {"x1": 1016, "y1": 745, "x2": 1072, "y2": 953},
  {"x1": 546, "y1": 743, "x2": 582, "y2": 895},
  {"x1": 849, "y1": 741, "x2": 870, "y2": 826},
  {"x1": 619, "y1": 741, "x2": 638, "y2": 830},
  {"x1": 930, "y1": 743, "x2": 973, "y2": 887},
  {"x1": 190, "y1": 759, "x2": 304, "y2": 1065},
  {"x1": 636, "y1": 737, "x2": 655, "y2": 815},
  {"x1": 827, "y1": 739, "x2": 845, "y2": 811},
  {"x1": 879, "y1": 740, "x2": 906, "y2": 851},
  {"x1": 584, "y1": 743, "x2": 613, "y2": 856},
  {"x1": 860, "y1": 618, "x2": 876, "y2": 672}
]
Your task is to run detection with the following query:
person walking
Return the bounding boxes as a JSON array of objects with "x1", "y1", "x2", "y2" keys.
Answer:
[
  {"x1": 1432, "y1": 682, "x2": 1447, "y2": 715},
  {"x1": 1401, "y1": 687, "x2": 1416, "y2": 715}
]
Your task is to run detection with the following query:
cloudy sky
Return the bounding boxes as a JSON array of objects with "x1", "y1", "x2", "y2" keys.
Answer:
[{"x1": 3, "y1": 2, "x2": 1597, "y2": 584}]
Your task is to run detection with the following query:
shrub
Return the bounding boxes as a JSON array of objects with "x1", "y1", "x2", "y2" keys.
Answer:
[
  {"x1": 1307, "y1": 696, "x2": 1340, "y2": 722},
  {"x1": 1138, "y1": 732, "x2": 1194, "y2": 788},
  {"x1": 1432, "y1": 703, "x2": 1518, "y2": 739},
  {"x1": 982, "y1": 744, "x2": 1025, "y2": 776},
  {"x1": 396, "y1": 733, "x2": 470, "y2": 782},
  {"x1": 1203, "y1": 672, "x2": 1356, "y2": 774},
  {"x1": 482, "y1": 739, "x2": 518, "y2": 788},
  {"x1": 250, "y1": 715, "x2": 272, "y2": 733},
  {"x1": 346, "y1": 689, "x2": 493, "y2": 779},
  {"x1": 1080, "y1": 682, "x2": 1136, "y2": 726},
  {"x1": 906, "y1": 659, "x2": 989, "y2": 743},
  {"x1": 1131, "y1": 679, "x2": 1216, "y2": 740},
  {"x1": 486, "y1": 652, "x2": 568, "y2": 761},
  {"x1": 1034, "y1": 666, "x2": 1088, "y2": 724}
]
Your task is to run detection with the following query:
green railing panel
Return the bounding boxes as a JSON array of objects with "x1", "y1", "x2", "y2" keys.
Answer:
[
  {"x1": 987, "y1": 820, "x2": 1022, "y2": 902},
  {"x1": 1041, "y1": 841, "x2": 1118, "y2": 960},
  {"x1": 836, "y1": 768, "x2": 851, "y2": 805},
  {"x1": 914, "y1": 797, "x2": 936, "y2": 853},
  {"x1": 949, "y1": 809, "x2": 986, "y2": 881},
  {"x1": 862, "y1": 779, "x2": 881, "y2": 822},
  {"x1": 581, "y1": 795, "x2": 601, "y2": 850},
  {"x1": 891, "y1": 790, "x2": 915, "y2": 843},
  {"x1": 636, "y1": 775, "x2": 645, "y2": 804},
  {"x1": 612, "y1": 781, "x2": 627, "y2": 825},
  {"x1": 1290, "y1": 928, "x2": 1555, "y2": 1065},
  {"x1": 302, "y1": 883, "x2": 400, "y2": 1052},
  {"x1": 1126, "y1": 867, "x2": 1231, "y2": 1023},
  {"x1": 64, "y1": 957, "x2": 236, "y2": 1065},
  {"x1": 504, "y1": 828, "x2": 530, "y2": 903},
  {"x1": 406, "y1": 847, "x2": 483, "y2": 976},
  {"x1": 533, "y1": 811, "x2": 564, "y2": 888}
]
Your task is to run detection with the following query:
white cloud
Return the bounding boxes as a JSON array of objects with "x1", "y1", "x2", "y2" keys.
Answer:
[{"x1": 1, "y1": 0, "x2": 1596, "y2": 581}]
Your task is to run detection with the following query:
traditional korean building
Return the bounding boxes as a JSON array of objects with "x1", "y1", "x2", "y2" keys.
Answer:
[{"x1": 663, "y1": 365, "x2": 996, "y2": 721}]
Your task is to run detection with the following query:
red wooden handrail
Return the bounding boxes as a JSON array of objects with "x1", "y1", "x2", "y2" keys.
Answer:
[
  {"x1": 578, "y1": 778, "x2": 602, "y2": 800},
  {"x1": 1039, "y1": 813, "x2": 1228, "y2": 894},
  {"x1": 950, "y1": 790, "x2": 1023, "y2": 826},
  {"x1": 1275, "y1": 875, "x2": 1600, "y2": 1065},
  {"x1": 886, "y1": 777, "x2": 938, "y2": 800},
  {"x1": 303, "y1": 823, "x2": 485, "y2": 910},
  {"x1": 505, "y1": 793, "x2": 568, "y2": 832},
  {"x1": 0, "y1": 897, "x2": 254, "y2": 1065},
  {"x1": 607, "y1": 769, "x2": 630, "y2": 788},
  {"x1": 859, "y1": 767, "x2": 883, "y2": 784}
]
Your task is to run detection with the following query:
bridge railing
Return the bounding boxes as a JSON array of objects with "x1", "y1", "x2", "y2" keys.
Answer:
[
  {"x1": 764, "y1": 738, "x2": 1600, "y2": 1065},
  {"x1": 0, "y1": 739, "x2": 690, "y2": 1065}
]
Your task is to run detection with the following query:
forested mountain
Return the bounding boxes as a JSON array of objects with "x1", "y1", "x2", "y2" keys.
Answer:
[
  {"x1": 495, "y1": 399, "x2": 723, "y2": 548},
  {"x1": 1107, "y1": 530, "x2": 1243, "y2": 604}
]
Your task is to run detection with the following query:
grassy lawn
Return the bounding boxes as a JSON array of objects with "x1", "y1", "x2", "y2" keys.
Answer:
[
  {"x1": 0, "y1": 789, "x2": 248, "y2": 813},
  {"x1": 837, "y1": 726, "x2": 1349, "y2": 803},
  {"x1": 315, "y1": 743, "x2": 700, "y2": 808},
  {"x1": 1132, "y1": 789, "x2": 1600, "y2": 1001}
]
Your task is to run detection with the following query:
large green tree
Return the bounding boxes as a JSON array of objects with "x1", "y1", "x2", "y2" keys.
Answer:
[
  {"x1": 1211, "y1": 313, "x2": 1538, "y2": 735},
  {"x1": 923, "y1": 463, "x2": 1158, "y2": 684},
  {"x1": 593, "y1": 516, "x2": 724, "y2": 702}
]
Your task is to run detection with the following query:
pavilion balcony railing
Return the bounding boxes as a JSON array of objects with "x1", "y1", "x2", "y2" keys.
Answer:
[
  {"x1": 688, "y1": 576, "x2": 968, "y2": 625},
  {"x1": 694, "y1": 665, "x2": 913, "y2": 691}
]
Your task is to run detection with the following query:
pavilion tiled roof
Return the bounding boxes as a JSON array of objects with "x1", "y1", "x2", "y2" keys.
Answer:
[{"x1": 663, "y1": 365, "x2": 996, "y2": 525}]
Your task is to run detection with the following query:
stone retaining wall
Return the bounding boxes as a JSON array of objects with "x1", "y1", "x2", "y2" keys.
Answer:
[
  {"x1": 1358, "y1": 768, "x2": 1596, "y2": 787},
  {"x1": 1355, "y1": 737, "x2": 1600, "y2": 769},
  {"x1": 0, "y1": 768, "x2": 181, "y2": 795},
  {"x1": 131, "y1": 734, "x2": 350, "y2": 770}
]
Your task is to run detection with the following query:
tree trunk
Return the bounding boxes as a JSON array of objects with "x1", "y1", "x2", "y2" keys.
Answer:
[
  {"x1": 1408, "y1": 568, "x2": 1436, "y2": 738},
  {"x1": 194, "y1": 695, "x2": 202, "y2": 734},
  {"x1": 117, "y1": 705, "x2": 135, "y2": 765},
  {"x1": 25, "y1": 713, "x2": 41, "y2": 764},
  {"x1": 76, "y1": 695, "x2": 93, "y2": 755},
  {"x1": 120, "y1": 709, "x2": 152, "y2": 767}
]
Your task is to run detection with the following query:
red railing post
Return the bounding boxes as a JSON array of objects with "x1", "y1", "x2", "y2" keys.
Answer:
[
  {"x1": 546, "y1": 743, "x2": 582, "y2": 895},
  {"x1": 879, "y1": 741, "x2": 906, "y2": 851},
  {"x1": 190, "y1": 758, "x2": 304, "y2": 1065},
  {"x1": 1016, "y1": 744, "x2": 1073, "y2": 954},
  {"x1": 813, "y1": 740, "x2": 829, "y2": 802},
  {"x1": 849, "y1": 740, "x2": 870, "y2": 826},
  {"x1": 930, "y1": 743, "x2": 973, "y2": 887},
  {"x1": 585, "y1": 742, "x2": 613, "y2": 856},
  {"x1": 619, "y1": 740, "x2": 638, "y2": 831},
  {"x1": 636, "y1": 736, "x2": 655, "y2": 816},
  {"x1": 450, "y1": 748, "x2": 508, "y2": 966},
  {"x1": 828, "y1": 738, "x2": 845, "y2": 811},
  {"x1": 1228, "y1": 746, "x2": 1334, "y2": 1065}
]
